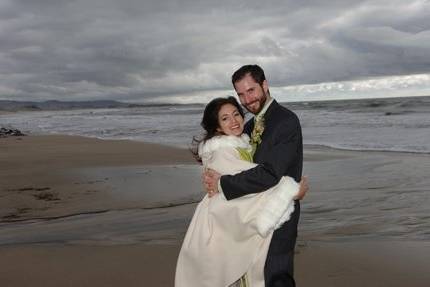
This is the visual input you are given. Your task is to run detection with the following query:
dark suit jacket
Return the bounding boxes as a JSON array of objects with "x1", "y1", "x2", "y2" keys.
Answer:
[{"x1": 221, "y1": 99, "x2": 303, "y2": 250}]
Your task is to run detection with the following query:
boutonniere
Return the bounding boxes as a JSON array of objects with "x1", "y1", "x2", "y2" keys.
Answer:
[{"x1": 250, "y1": 116, "x2": 265, "y2": 154}]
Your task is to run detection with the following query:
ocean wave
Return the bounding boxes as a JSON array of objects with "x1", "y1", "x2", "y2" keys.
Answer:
[
  {"x1": 2, "y1": 96, "x2": 429, "y2": 155},
  {"x1": 304, "y1": 143, "x2": 430, "y2": 154}
]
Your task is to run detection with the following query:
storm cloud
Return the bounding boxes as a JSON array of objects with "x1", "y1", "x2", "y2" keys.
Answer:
[{"x1": 0, "y1": 0, "x2": 429, "y2": 101}]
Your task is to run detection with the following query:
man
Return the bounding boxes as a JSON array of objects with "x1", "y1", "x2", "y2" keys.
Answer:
[{"x1": 204, "y1": 64, "x2": 306, "y2": 287}]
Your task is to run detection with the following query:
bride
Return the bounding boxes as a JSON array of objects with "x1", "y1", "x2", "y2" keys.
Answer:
[{"x1": 175, "y1": 96, "x2": 307, "y2": 287}]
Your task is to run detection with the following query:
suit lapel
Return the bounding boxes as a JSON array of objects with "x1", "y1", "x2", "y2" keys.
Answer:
[
  {"x1": 262, "y1": 100, "x2": 278, "y2": 126},
  {"x1": 244, "y1": 118, "x2": 254, "y2": 136},
  {"x1": 253, "y1": 100, "x2": 279, "y2": 161}
]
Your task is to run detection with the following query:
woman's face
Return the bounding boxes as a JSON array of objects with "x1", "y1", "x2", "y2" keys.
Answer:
[{"x1": 217, "y1": 103, "x2": 244, "y2": 136}]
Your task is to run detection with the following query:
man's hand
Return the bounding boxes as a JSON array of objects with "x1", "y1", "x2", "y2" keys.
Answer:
[
  {"x1": 295, "y1": 176, "x2": 309, "y2": 200},
  {"x1": 202, "y1": 168, "x2": 221, "y2": 197}
]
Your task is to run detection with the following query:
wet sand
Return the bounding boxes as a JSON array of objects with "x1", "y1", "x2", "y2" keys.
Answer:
[
  {"x1": 1, "y1": 241, "x2": 429, "y2": 287},
  {"x1": 0, "y1": 135, "x2": 196, "y2": 221},
  {"x1": 1, "y1": 135, "x2": 429, "y2": 286}
]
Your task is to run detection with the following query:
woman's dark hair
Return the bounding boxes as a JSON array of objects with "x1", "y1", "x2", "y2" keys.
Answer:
[{"x1": 190, "y1": 96, "x2": 244, "y2": 162}]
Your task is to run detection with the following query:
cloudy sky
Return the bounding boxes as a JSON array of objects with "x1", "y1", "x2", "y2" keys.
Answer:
[{"x1": 1, "y1": 0, "x2": 430, "y2": 103}]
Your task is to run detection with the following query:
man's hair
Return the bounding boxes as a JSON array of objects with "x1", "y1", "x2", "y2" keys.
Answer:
[{"x1": 231, "y1": 64, "x2": 266, "y2": 86}]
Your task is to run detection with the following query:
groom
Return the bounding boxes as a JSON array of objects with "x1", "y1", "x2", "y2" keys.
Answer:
[{"x1": 204, "y1": 64, "x2": 305, "y2": 287}]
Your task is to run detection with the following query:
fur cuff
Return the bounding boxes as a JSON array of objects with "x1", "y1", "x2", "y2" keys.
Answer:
[{"x1": 255, "y1": 176, "x2": 299, "y2": 237}]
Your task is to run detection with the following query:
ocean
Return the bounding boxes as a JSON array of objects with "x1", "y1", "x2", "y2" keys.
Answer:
[{"x1": 1, "y1": 96, "x2": 429, "y2": 154}]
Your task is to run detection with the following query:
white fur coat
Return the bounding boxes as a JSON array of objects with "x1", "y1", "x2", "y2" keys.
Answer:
[{"x1": 175, "y1": 134, "x2": 299, "y2": 287}]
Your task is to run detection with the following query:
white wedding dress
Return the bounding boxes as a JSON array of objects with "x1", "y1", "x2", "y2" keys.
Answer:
[{"x1": 175, "y1": 134, "x2": 299, "y2": 287}]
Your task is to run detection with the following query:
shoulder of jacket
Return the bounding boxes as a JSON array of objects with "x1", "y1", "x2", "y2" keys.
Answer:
[{"x1": 269, "y1": 102, "x2": 300, "y2": 124}]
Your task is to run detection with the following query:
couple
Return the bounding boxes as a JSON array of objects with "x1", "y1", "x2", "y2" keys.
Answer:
[{"x1": 175, "y1": 65, "x2": 307, "y2": 287}]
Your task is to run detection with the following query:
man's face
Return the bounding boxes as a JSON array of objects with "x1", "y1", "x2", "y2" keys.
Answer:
[{"x1": 234, "y1": 73, "x2": 269, "y2": 115}]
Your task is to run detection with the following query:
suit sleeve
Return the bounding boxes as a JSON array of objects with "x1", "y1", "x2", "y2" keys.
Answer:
[{"x1": 221, "y1": 114, "x2": 302, "y2": 200}]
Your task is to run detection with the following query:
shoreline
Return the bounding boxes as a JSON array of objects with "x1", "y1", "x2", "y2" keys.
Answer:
[
  {"x1": 7, "y1": 129, "x2": 430, "y2": 155},
  {"x1": 303, "y1": 143, "x2": 430, "y2": 155}
]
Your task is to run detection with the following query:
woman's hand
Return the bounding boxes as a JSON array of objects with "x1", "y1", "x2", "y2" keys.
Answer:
[
  {"x1": 202, "y1": 168, "x2": 221, "y2": 197},
  {"x1": 295, "y1": 176, "x2": 309, "y2": 200}
]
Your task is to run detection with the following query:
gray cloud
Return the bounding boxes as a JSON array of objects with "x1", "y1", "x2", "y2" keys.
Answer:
[{"x1": 0, "y1": 0, "x2": 429, "y2": 101}]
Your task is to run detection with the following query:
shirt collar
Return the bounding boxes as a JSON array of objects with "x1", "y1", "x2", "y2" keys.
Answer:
[{"x1": 255, "y1": 96, "x2": 273, "y2": 120}]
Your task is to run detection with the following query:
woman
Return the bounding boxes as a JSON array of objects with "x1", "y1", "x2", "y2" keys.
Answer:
[{"x1": 175, "y1": 97, "x2": 307, "y2": 287}]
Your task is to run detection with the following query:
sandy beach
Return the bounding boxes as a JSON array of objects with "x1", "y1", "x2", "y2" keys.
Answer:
[
  {"x1": 1, "y1": 135, "x2": 429, "y2": 286},
  {"x1": 0, "y1": 135, "x2": 195, "y2": 221}
]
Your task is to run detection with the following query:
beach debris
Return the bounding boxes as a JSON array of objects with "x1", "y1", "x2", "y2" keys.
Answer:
[
  {"x1": 0, "y1": 127, "x2": 26, "y2": 137},
  {"x1": 85, "y1": 190, "x2": 99, "y2": 194},
  {"x1": 9, "y1": 186, "x2": 60, "y2": 201},
  {"x1": 8, "y1": 187, "x2": 51, "y2": 192},
  {"x1": 33, "y1": 191, "x2": 60, "y2": 201},
  {"x1": 1, "y1": 207, "x2": 32, "y2": 221}
]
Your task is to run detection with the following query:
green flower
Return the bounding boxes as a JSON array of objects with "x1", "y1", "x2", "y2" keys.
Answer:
[
  {"x1": 236, "y1": 147, "x2": 253, "y2": 162},
  {"x1": 250, "y1": 116, "x2": 265, "y2": 156}
]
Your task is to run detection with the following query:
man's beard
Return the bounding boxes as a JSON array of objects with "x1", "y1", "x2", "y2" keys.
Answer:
[{"x1": 245, "y1": 92, "x2": 268, "y2": 114}]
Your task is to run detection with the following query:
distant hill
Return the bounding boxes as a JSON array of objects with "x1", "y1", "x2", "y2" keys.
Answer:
[
  {"x1": 0, "y1": 100, "x2": 147, "y2": 111},
  {"x1": 281, "y1": 95, "x2": 430, "y2": 111}
]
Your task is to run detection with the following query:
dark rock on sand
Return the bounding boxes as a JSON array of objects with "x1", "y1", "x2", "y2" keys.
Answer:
[{"x1": 0, "y1": 127, "x2": 26, "y2": 137}]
